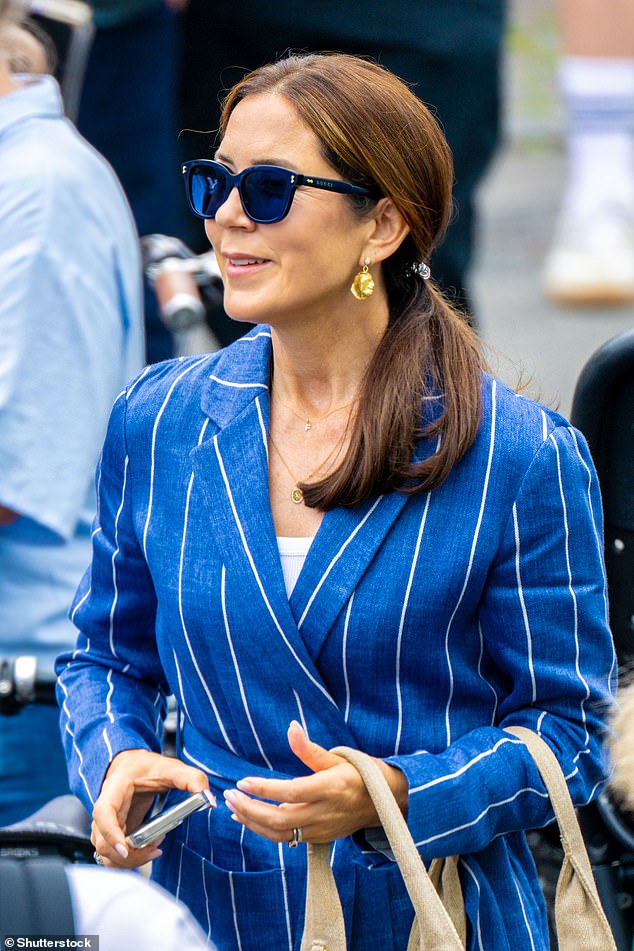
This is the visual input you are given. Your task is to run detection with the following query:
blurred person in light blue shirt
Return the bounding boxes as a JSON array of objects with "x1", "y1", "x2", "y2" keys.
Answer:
[{"x1": 0, "y1": 5, "x2": 144, "y2": 824}]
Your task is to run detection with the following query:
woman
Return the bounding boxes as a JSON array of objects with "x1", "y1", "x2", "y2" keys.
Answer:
[{"x1": 57, "y1": 53, "x2": 615, "y2": 949}]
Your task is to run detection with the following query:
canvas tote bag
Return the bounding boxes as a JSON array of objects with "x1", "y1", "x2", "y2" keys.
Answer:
[{"x1": 300, "y1": 726, "x2": 617, "y2": 951}]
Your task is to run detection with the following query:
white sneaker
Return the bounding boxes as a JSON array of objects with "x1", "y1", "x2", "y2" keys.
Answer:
[{"x1": 543, "y1": 199, "x2": 634, "y2": 306}]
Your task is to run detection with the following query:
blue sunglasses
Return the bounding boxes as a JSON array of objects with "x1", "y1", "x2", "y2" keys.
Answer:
[{"x1": 181, "y1": 159, "x2": 379, "y2": 225}]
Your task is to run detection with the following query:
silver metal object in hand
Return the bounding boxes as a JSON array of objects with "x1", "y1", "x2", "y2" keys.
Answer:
[{"x1": 93, "y1": 850, "x2": 105, "y2": 865}]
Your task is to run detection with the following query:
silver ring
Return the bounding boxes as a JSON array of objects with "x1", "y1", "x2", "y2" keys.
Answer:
[
  {"x1": 288, "y1": 827, "x2": 303, "y2": 848},
  {"x1": 93, "y1": 850, "x2": 105, "y2": 865}
]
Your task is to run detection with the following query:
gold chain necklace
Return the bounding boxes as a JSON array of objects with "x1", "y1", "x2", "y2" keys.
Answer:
[
  {"x1": 272, "y1": 389, "x2": 356, "y2": 432},
  {"x1": 269, "y1": 430, "x2": 347, "y2": 504}
]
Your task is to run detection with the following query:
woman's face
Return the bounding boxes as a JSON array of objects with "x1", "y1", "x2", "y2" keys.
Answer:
[{"x1": 204, "y1": 92, "x2": 377, "y2": 329}]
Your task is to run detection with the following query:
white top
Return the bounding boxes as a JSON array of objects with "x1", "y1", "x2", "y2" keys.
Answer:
[
  {"x1": 276, "y1": 536, "x2": 314, "y2": 597},
  {"x1": 66, "y1": 865, "x2": 212, "y2": 950}
]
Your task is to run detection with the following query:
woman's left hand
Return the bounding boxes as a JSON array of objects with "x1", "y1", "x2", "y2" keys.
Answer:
[{"x1": 223, "y1": 721, "x2": 408, "y2": 845}]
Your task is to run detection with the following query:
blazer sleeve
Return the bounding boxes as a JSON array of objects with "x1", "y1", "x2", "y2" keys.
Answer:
[
  {"x1": 384, "y1": 423, "x2": 616, "y2": 861},
  {"x1": 56, "y1": 387, "x2": 168, "y2": 812}
]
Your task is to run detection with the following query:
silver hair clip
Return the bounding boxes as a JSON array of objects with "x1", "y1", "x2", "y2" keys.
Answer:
[{"x1": 411, "y1": 261, "x2": 431, "y2": 280}]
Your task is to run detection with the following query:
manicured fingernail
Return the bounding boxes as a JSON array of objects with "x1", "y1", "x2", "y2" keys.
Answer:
[
  {"x1": 224, "y1": 790, "x2": 238, "y2": 806},
  {"x1": 115, "y1": 843, "x2": 129, "y2": 859},
  {"x1": 229, "y1": 813, "x2": 240, "y2": 822},
  {"x1": 147, "y1": 849, "x2": 163, "y2": 860},
  {"x1": 236, "y1": 779, "x2": 253, "y2": 792}
]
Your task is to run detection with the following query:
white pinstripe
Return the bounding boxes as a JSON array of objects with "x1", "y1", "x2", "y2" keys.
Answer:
[
  {"x1": 476, "y1": 622, "x2": 498, "y2": 722},
  {"x1": 221, "y1": 564, "x2": 273, "y2": 768},
  {"x1": 178, "y1": 471, "x2": 238, "y2": 754},
  {"x1": 153, "y1": 689, "x2": 163, "y2": 736},
  {"x1": 567, "y1": 426, "x2": 616, "y2": 691},
  {"x1": 228, "y1": 873, "x2": 244, "y2": 951},
  {"x1": 125, "y1": 364, "x2": 151, "y2": 398},
  {"x1": 70, "y1": 586, "x2": 90, "y2": 625},
  {"x1": 105, "y1": 668, "x2": 115, "y2": 724},
  {"x1": 107, "y1": 454, "x2": 129, "y2": 659},
  {"x1": 239, "y1": 822, "x2": 246, "y2": 872},
  {"x1": 513, "y1": 504, "x2": 537, "y2": 702},
  {"x1": 176, "y1": 842, "x2": 184, "y2": 901},
  {"x1": 209, "y1": 375, "x2": 268, "y2": 391},
  {"x1": 181, "y1": 746, "x2": 223, "y2": 778},
  {"x1": 70, "y1": 635, "x2": 90, "y2": 661},
  {"x1": 173, "y1": 649, "x2": 192, "y2": 725},
  {"x1": 512, "y1": 870, "x2": 537, "y2": 951},
  {"x1": 342, "y1": 592, "x2": 355, "y2": 722},
  {"x1": 201, "y1": 855, "x2": 212, "y2": 939},
  {"x1": 414, "y1": 784, "x2": 549, "y2": 848},
  {"x1": 444, "y1": 379, "x2": 497, "y2": 744},
  {"x1": 277, "y1": 842, "x2": 293, "y2": 951},
  {"x1": 197, "y1": 417, "x2": 209, "y2": 446},
  {"x1": 236, "y1": 330, "x2": 272, "y2": 341},
  {"x1": 460, "y1": 859, "x2": 484, "y2": 951},
  {"x1": 550, "y1": 432, "x2": 591, "y2": 751},
  {"x1": 298, "y1": 496, "x2": 384, "y2": 630},
  {"x1": 101, "y1": 726, "x2": 113, "y2": 762},
  {"x1": 95, "y1": 462, "x2": 102, "y2": 522},
  {"x1": 293, "y1": 689, "x2": 309, "y2": 739},
  {"x1": 410, "y1": 736, "x2": 522, "y2": 794},
  {"x1": 214, "y1": 435, "x2": 337, "y2": 704},
  {"x1": 58, "y1": 679, "x2": 94, "y2": 806},
  {"x1": 395, "y1": 491, "x2": 432, "y2": 753},
  {"x1": 255, "y1": 395, "x2": 268, "y2": 458},
  {"x1": 143, "y1": 356, "x2": 208, "y2": 559}
]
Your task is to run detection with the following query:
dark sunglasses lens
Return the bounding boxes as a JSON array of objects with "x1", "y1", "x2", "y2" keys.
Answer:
[
  {"x1": 189, "y1": 165, "x2": 228, "y2": 218},
  {"x1": 243, "y1": 168, "x2": 292, "y2": 222}
]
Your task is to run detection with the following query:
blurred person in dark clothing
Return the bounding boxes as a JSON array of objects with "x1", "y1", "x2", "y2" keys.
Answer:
[{"x1": 78, "y1": 0, "x2": 189, "y2": 363}]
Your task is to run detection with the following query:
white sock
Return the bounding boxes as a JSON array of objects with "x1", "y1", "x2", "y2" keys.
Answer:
[{"x1": 559, "y1": 56, "x2": 634, "y2": 214}]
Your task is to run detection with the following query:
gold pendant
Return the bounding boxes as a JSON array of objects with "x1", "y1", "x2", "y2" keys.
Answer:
[
  {"x1": 350, "y1": 264, "x2": 374, "y2": 301},
  {"x1": 304, "y1": 419, "x2": 312, "y2": 431},
  {"x1": 291, "y1": 486, "x2": 304, "y2": 504}
]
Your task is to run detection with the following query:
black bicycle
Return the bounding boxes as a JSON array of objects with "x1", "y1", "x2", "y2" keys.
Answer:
[{"x1": 0, "y1": 655, "x2": 93, "y2": 863}]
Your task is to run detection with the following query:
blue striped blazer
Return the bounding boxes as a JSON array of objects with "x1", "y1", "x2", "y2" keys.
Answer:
[{"x1": 57, "y1": 327, "x2": 616, "y2": 950}]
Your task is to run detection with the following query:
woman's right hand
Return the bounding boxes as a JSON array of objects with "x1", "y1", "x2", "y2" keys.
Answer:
[{"x1": 91, "y1": 748, "x2": 212, "y2": 869}]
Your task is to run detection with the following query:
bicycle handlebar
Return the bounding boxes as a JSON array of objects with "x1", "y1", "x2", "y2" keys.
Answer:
[
  {"x1": 142, "y1": 234, "x2": 224, "y2": 333},
  {"x1": 0, "y1": 657, "x2": 57, "y2": 715}
]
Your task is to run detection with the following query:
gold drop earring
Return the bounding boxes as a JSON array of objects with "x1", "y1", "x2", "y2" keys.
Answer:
[{"x1": 350, "y1": 258, "x2": 374, "y2": 300}]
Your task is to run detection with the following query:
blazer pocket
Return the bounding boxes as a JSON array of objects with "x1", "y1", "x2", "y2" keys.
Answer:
[{"x1": 175, "y1": 840, "x2": 295, "y2": 951}]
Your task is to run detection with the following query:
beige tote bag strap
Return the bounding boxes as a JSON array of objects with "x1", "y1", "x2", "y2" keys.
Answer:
[
  {"x1": 300, "y1": 745, "x2": 465, "y2": 951},
  {"x1": 505, "y1": 726, "x2": 617, "y2": 951},
  {"x1": 302, "y1": 841, "x2": 347, "y2": 951}
]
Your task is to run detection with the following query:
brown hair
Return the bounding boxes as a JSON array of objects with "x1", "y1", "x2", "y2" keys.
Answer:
[
  {"x1": 220, "y1": 53, "x2": 485, "y2": 508},
  {"x1": 0, "y1": 1, "x2": 53, "y2": 74}
]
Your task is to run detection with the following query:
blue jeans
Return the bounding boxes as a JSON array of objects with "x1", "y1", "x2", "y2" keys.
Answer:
[{"x1": 0, "y1": 704, "x2": 70, "y2": 826}]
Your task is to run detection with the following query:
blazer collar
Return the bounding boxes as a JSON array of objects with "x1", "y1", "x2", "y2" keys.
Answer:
[{"x1": 199, "y1": 328, "x2": 272, "y2": 431}]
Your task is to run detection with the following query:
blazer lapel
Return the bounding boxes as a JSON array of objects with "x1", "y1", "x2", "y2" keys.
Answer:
[
  {"x1": 190, "y1": 331, "x2": 289, "y2": 624},
  {"x1": 288, "y1": 492, "x2": 410, "y2": 661},
  {"x1": 290, "y1": 432, "x2": 442, "y2": 661},
  {"x1": 189, "y1": 332, "x2": 340, "y2": 707}
]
